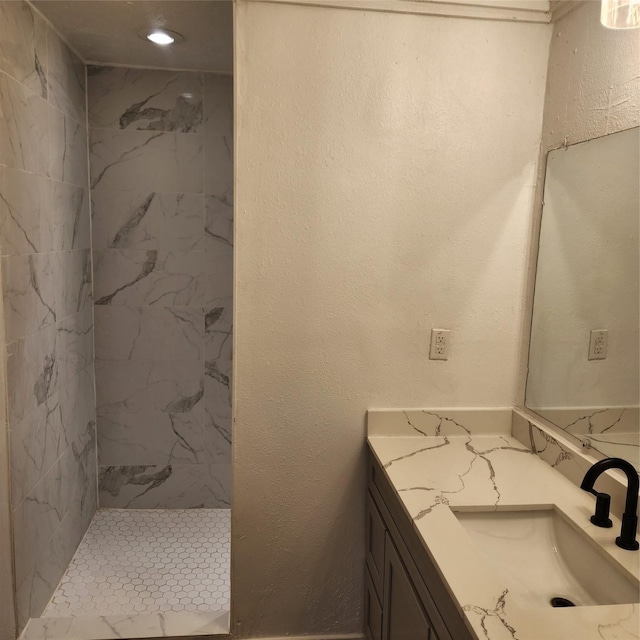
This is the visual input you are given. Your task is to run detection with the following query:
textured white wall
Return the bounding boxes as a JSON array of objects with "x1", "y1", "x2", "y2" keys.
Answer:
[
  {"x1": 233, "y1": 1, "x2": 550, "y2": 636},
  {"x1": 519, "y1": 0, "x2": 640, "y2": 404},
  {"x1": 543, "y1": 1, "x2": 640, "y2": 149}
]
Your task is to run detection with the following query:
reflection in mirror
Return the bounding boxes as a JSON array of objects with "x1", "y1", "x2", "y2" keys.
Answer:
[{"x1": 526, "y1": 127, "x2": 639, "y2": 467}]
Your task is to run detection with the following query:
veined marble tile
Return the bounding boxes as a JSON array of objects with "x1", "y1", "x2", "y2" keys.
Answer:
[
  {"x1": 65, "y1": 412, "x2": 98, "y2": 536},
  {"x1": 45, "y1": 505, "x2": 92, "y2": 613},
  {"x1": 57, "y1": 249, "x2": 92, "y2": 318},
  {"x1": 52, "y1": 505, "x2": 80, "y2": 569},
  {"x1": 0, "y1": 72, "x2": 49, "y2": 174},
  {"x1": 367, "y1": 408, "x2": 513, "y2": 437},
  {"x1": 0, "y1": 165, "x2": 50, "y2": 255},
  {"x1": 204, "y1": 359, "x2": 231, "y2": 465},
  {"x1": 51, "y1": 182, "x2": 91, "y2": 251},
  {"x1": 91, "y1": 191, "x2": 205, "y2": 250},
  {"x1": 98, "y1": 464, "x2": 209, "y2": 508},
  {"x1": 95, "y1": 305, "x2": 204, "y2": 362},
  {"x1": 98, "y1": 411, "x2": 205, "y2": 466},
  {"x1": 60, "y1": 366, "x2": 97, "y2": 459},
  {"x1": 205, "y1": 245, "x2": 232, "y2": 307},
  {"x1": 204, "y1": 415, "x2": 231, "y2": 465},
  {"x1": 2, "y1": 252, "x2": 57, "y2": 343},
  {"x1": 205, "y1": 359, "x2": 231, "y2": 403},
  {"x1": 207, "y1": 463, "x2": 231, "y2": 508},
  {"x1": 45, "y1": 512, "x2": 83, "y2": 604},
  {"x1": 88, "y1": 65, "x2": 203, "y2": 133},
  {"x1": 95, "y1": 360, "x2": 203, "y2": 416},
  {"x1": 203, "y1": 73, "x2": 233, "y2": 136},
  {"x1": 82, "y1": 458, "x2": 98, "y2": 533},
  {"x1": 49, "y1": 107, "x2": 89, "y2": 187},
  {"x1": 22, "y1": 609, "x2": 230, "y2": 640},
  {"x1": 1, "y1": 8, "x2": 95, "y2": 631},
  {"x1": 205, "y1": 193, "x2": 233, "y2": 250},
  {"x1": 14, "y1": 531, "x2": 69, "y2": 630},
  {"x1": 59, "y1": 366, "x2": 98, "y2": 537},
  {"x1": 6, "y1": 324, "x2": 58, "y2": 427},
  {"x1": 0, "y1": 1, "x2": 47, "y2": 98},
  {"x1": 90, "y1": 129, "x2": 203, "y2": 193},
  {"x1": 205, "y1": 301, "x2": 232, "y2": 361},
  {"x1": 13, "y1": 452, "x2": 68, "y2": 592},
  {"x1": 13, "y1": 455, "x2": 80, "y2": 629},
  {"x1": 203, "y1": 134, "x2": 233, "y2": 197},
  {"x1": 10, "y1": 394, "x2": 65, "y2": 506},
  {"x1": 47, "y1": 28, "x2": 86, "y2": 121},
  {"x1": 93, "y1": 249, "x2": 205, "y2": 307},
  {"x1": 56, "y1": 307, "x2": 94, "y2": 388}
]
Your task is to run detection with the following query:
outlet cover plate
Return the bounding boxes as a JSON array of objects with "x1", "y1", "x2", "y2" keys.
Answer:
[
  {"x1": 430, "y1": 329, "x2": 450, "y2": 361},
  {"x1": 588, "y1": 329, "x2": 608, "y2": 360}
]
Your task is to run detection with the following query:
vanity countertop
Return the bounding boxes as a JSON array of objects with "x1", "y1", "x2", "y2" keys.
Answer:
[{"x1": 367, "y1": 429, "x2": 640, "y2": 640}]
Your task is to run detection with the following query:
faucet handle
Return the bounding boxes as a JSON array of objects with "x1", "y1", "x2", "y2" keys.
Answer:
[
  {"x1": 590, "y1": 492, "x2": 613, "y2": 528},
  {"x1": 617, "y1": 514, "x2": 639, "y2": 550}
]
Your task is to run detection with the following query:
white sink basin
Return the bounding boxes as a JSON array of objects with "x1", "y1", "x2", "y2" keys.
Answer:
[{"x1": 455, "y1": 508, "x2": 639, "y2": 609}]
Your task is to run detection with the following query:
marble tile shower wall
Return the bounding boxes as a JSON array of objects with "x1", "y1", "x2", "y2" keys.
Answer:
[
  {"x1": 88, "y1": 66, "x2": 232, "y2": 509},
  {"x1": 0, "y1": 1, "x2": 96, "y2": 629}
]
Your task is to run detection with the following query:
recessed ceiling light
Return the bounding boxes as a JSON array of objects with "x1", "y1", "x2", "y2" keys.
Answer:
[{"x1": 138, "y1": 28, "x2": 184, "y2": 46}]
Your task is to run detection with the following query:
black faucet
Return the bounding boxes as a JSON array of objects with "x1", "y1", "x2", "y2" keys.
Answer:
[{"x1": 581, "y1": 457, "x2": 639, "y2": 551}]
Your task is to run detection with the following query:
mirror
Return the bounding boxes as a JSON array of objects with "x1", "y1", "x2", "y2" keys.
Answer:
[{"x1": 526, "y1": 127, "x2": 639, "y2": 467}]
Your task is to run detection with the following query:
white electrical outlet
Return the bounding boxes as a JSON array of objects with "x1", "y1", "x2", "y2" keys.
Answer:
[
  {"x1": 588, "y1": 329, "x2": 608, "y2": 360},
  {"x1": 430, "y1": 329, "x2": 450, "y2": 361}
]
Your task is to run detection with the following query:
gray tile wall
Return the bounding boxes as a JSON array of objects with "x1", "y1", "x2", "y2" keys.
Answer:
[
  {"x1": 88, "y1": 66, "x2": 232, "y2": 509},
  {"x1": 0, "y1": 1, "x2": 96, "y2": 630}
]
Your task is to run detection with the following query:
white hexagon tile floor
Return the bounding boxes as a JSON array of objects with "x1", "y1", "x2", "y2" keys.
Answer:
[{"x1": 44, "y1": 509, "x2": 230, "y2": 617}]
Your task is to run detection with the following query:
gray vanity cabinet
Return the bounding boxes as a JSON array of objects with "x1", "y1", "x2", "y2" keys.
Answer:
[
  {"x1": 382, "y1": 535, "x2": 434, "y2": 640},
  {"x1": 365, "y1": 563, "x2": 383, "y2": 640},
  {"x1": 365, "y1": 452, "x2": 475, "y2": 640}
]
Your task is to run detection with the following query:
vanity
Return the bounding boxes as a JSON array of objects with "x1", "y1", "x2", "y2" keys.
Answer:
[
  {"x1": 364, "y1": 409, "x2": 640, "y2": 640},
  {"x1": 363, "y1": 126, "x2": 640, "y2": 640},
  {"x1": 364, "y1": 436, "x2": 473, "y2": 640}
]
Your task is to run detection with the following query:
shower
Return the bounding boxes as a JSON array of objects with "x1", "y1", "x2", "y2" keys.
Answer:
[{"x1": 0, "y1": 1, "x2": 233, "y2": 638}]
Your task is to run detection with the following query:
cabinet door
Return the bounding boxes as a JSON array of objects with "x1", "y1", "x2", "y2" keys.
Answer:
[
  {"x1": 366, "y1": 491, "x2": 386, "y2": 598},
  {"x1": 365, "y1": 566, "x2": 383, "y2": 640},
  {"x1": 382, "y1": 535, "x2": 433, "y2": 640}
]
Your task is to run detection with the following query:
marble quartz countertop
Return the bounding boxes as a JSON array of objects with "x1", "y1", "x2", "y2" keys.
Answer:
[{"x1": 367, "y1": 413, "x2": 640, "y2": 640}]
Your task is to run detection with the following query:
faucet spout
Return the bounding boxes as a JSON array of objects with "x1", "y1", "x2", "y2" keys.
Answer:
[{"x1": 581, "y1": 457, "x2": 639, "y2": 551}]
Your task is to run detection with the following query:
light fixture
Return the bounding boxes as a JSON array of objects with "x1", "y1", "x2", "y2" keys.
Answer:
[
  {"x1": 601, "y1": 0, "x2": 640, "y2": 29},
  {"x1": 138, "y1": 28, "x2": 185, "y2": 45}
]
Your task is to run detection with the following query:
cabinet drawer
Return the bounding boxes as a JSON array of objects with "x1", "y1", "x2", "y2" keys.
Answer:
[
  {"x1": 365, "y1": 566, "x2": 383, "y2": 640},
  {"x1": 366, "y1": 490, "x2": 386, "y2": 598}
]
